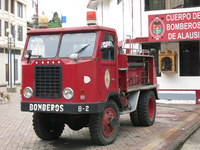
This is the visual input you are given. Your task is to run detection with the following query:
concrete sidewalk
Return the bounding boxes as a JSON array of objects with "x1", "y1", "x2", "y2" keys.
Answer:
[
  {"x1": 180, "y1": 126, "x2": 200, "y2": 150},
  {"x1": 0, "y1": 86, "x2": 200, "y2": 150}
]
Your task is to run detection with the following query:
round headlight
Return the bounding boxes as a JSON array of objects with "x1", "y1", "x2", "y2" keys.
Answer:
[
  {"x1": 23, "y1": 50, "x2": 31, "y2": 59},
  {"x1": 63, "y1": 87, "x2": 74, "y2": 100},
  {"x1": 23, "y1": 87, "x2": 33, "y2": 98}
]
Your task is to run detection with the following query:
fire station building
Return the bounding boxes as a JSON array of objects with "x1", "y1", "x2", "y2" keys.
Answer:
[{"x1": 88, "y1": 0, "x2": 200, "y2": 104}]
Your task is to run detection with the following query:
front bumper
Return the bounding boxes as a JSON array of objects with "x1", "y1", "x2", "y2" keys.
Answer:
[{"x1": 21, "y1": 101, "x2": 106, "y2": 114}]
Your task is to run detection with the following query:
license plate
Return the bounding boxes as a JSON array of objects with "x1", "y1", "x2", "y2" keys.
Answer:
[
  {"x1": 29, "y1": 103, "x2": 64, "y2": 112},
  {"x1": 78, "y1": 105, "x2": 90, "y2": 112}
]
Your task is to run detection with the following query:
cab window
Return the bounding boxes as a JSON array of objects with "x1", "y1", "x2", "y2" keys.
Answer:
[{"x1": 102, "y1": 33, "x2": 115, "y2": 60}]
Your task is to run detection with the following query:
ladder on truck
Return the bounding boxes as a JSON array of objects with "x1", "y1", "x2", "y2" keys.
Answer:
[{"x1": 121, "y1": 35, "x2": 149, "y2": 55}]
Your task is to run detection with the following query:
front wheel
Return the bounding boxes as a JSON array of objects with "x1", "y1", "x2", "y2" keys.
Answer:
[
  {"x1": 89, "y1": 100, "x2": 119, "y2": 145},
  {"x1": 33, "y1": 113, "x2": 65, "y2": 140}
]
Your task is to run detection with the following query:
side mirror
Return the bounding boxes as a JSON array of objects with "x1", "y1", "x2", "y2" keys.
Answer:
[{"x1": 100, "y1": 41, "x2": 114, "y2": 51}]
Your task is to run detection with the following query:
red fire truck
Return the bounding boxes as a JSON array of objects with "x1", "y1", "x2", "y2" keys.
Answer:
[{"x1": 21, "y1": 13, "x2": 158, "y2": 145}]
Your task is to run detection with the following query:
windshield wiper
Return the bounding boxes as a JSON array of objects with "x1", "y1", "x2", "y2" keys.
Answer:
[
  {"x1": 70, "y1": 44, "x2": 90, "y2": 62},
  {"x1": 75, "y1": 44, "x2": 90, "y2": 54}
]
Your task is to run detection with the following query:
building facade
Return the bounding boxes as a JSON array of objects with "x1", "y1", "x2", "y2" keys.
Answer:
[
  {"x1": 0, "y1": 0, "x2": 27, "y2": 86},
  {"x1": 88, "y1": 0, "x2": 200, "y2": 103}
]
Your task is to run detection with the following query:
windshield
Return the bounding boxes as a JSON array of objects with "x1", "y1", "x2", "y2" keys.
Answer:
[
  {"x1": 26, "y1": 35, "x2": 60, "y2": 58},
  {"x1": 58, "y1": 33, "x2": 96, "y2": 58}
]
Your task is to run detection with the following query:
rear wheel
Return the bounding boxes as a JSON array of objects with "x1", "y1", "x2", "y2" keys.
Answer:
[
  {"x1": 130, "y1": 109, "x2": 140, "y2": 126},
  {"x1": 89, "y1": 100, "x2": 119, "y2": 145},
  {"x1": 33, "y1": 113, "x2": 65, "y2": 140},
  {"x1": 137, "y1": 91, "x2": 156, "y2": 126}
]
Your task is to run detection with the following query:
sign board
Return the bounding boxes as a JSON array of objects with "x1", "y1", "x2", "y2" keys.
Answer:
[
  {"x1": 148, "y1": 11, "x2": 200, "y2": 42},
  {"x1": 62, "y1": 16, "x2": 67, "y2": 23}
]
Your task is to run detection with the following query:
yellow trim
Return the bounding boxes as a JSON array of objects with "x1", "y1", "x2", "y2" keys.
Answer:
[{"x1": 159, "y1": 48, "x2": 177, "y2": 73}]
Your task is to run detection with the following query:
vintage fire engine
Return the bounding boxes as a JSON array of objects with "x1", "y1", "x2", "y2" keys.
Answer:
[{"x1": 21, "y1": 12, "x2": 158, "y2": 145}]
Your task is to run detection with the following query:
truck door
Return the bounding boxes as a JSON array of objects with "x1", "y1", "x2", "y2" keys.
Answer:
[{"x1": 100, "y1": 32, "x2": 117, "y2": 101}]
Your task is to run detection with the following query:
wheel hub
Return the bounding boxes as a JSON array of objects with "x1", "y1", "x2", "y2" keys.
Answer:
[{"x1": 108, "y1": 116, "x2": 117, "y2": 129}]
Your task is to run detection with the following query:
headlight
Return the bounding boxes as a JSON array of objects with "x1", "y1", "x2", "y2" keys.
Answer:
[
  {"x1": 63, "y1": 87, "x2": 74, "y2": 100},
  {"x1": 23, "y1": 87, "x2": 33, "y2": 98},
  {"x1": 23, "y1": 50, "x2": 31, "y2": 59}
]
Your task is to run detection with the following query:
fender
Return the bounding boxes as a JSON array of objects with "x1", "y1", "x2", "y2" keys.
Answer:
[
  {"x1": 104, "y1": 91, "x2": 124, "y2": 111},
  {"x1": 120, "y1": 91, "x2": 140, "y2": 115}
]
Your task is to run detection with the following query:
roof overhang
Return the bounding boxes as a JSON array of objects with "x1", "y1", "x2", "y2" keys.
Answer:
[
  {"x1": 125, "y1": 37, "x2": 149, "y2": 44},
  {"x1": 87, "y1": 0, "x2": 102, "y2": 9}
]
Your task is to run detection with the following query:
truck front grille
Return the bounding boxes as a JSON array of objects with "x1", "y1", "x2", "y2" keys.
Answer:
[{"x1": 34, "y1": 65, "x2": 62, "y2": 99}]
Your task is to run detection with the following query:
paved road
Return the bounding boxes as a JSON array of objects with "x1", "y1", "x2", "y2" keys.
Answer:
[{"x1": 0, "y1": 86, "x2": 200, "y2": 150}]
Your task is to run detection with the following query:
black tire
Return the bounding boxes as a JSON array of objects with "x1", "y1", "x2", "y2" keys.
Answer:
[
  {"x1": 89, "y1": 100, "x2": 119, "y2": 145},
  {"x1": 130, "y1": 109, "x2": 140, "y2": 126},
  {"x1": 138, "y1": 90, "x2": 156, "y2": 126},
  {"x1": 33, "y1": 113, "x2": 65, "y2": 140}
]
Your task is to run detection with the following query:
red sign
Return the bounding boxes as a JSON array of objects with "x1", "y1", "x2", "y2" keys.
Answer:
[{"x1": 149, "y1": 11, "x2": 200, "y2": 42}]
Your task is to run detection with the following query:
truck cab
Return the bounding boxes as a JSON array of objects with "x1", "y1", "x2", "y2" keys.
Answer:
[{"x1": 21, "y1": 26, "x2": 119, "y2": 113}]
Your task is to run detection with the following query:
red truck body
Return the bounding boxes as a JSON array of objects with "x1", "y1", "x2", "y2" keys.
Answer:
[{"x1": 21, "y1": 25, "x2": 158, "y2": 145}]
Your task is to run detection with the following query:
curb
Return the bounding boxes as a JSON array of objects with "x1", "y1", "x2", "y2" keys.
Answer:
[{"x1": 166, "y1": 119, "x2": 200, "y2": 150}]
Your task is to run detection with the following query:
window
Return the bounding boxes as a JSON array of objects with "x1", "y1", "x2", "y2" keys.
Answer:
[
  {"x1": 59, "y1": 33, "x2": 96, "y2": 58},
  {"x1": 5, "y1": 48, "x2": 8, "y2": 53},
  {"x1": 17, "y1": 26, "x2": 23, "y2": 41},
  {"x1": 184, "y1": 0, "x2": 200, "y2": 8},
  {"x1": 5, "y1": 49, "x2": 21, "y2": 55},
  {"x1": 117, "y1": 0, "x2": 122, "y2": 4},
  {"x1": 145, "y1": 0, "x2": 200, "y2": 11},
  {"x1": 14, "y1": 49, "x2": 21, "y2": 55},
  {"x1": 0, "y1": 48, "x2": 3, "y2": 53},
  {"x1": 5, "y1": 0, "x2": 8, "y2": 11},
  {"x1": 5, "y1": 21, "x2": 8, "y2": 36},
  {"x1": 6, "y1": 64, "x2": 8, "y2": 81},
  {"x1": 102, "y1": 33, "x2": 115, "y2": 61},
  {"x1": 180, "y1": 41, "x2": 200, "y2": 76},
  {"x1": 11, "y1": 24, "x2": 15, "y2": 37},
  {"x1": 142, "y1": 43, "x2": 161, "y2": 77},
  {"x1": 27, "y1": 35, "x2": 60, "y2": 58},
  {"x1": 15, "y1": 59, "x2": 18, "y2": 80},
  {"x1": 0, "y1": 20, "x2": 1, "y2": 37},
  {"x1": 11, "y1": 0, "x2": 14, "y2": 14},
  {"x1": 145, "y1": 0, "x2": 165, "y2": 11},
  {"x1": 166, "y1": 0, "x2": 184, "y2": 9},
  {"x1": 17, "y1": 2, "x2": 23, "y2": 18}
]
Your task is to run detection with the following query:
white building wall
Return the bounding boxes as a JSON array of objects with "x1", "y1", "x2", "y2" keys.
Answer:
[{"x1": 27, "y1": 0, "x2": 37, "y2": 23}]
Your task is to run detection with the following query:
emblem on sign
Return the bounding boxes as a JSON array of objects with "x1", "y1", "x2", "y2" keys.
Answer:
[
  {"x1": 104, "y1": 69, "x2": 110, "y2": 89},
  {"x1": 149, "y1": 15, "x2": 165, "y2": 40}
]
